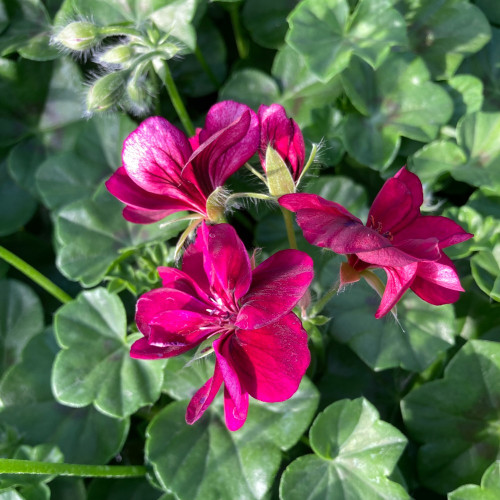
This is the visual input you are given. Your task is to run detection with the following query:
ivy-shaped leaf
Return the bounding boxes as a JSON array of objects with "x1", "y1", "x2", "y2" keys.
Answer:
[
  {"x1": 0, "y1": 329, "x2": 128, "y2": 464},
  {"x1": 449, "y1": 461, "x2": 500, "y2": 500},
  {"x1": 286, "y1": 0, "x2": 407, "y2": 82},
  {"x1": 401, "y1": 340, "x2": 500, "y2": 494},
  {"x1": 280, "y1": 398, "x2": 409, "y2": 499},
  {"x1": 147, "y1": 378, "x2": 319, "y2": 500},
  {"x1": 53, "y1": 288, "x2": 165, "y2": 418},
  {"x1": 0, "y1": 279, "x2": 43, "y2": 374},
  {"x1": 327, "y1": 278, "x2": 457, "y2": 372}
]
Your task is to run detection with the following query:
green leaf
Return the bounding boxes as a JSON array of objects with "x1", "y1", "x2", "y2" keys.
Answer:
[
  {"x1": 219, "y1": 69, "x2": 279, "y2": 110},
  {"x1": 402, "y1": 0, "x2": 491, "y2": 79},
  {"x1": 401, "y1": 340, "x2": 500, "y2": 493},
  {"x1": 453, "y1": 112, "x2": 500, "y2": 190},
  {"x1": 148, "y1": 376, "x2": 318, "y2": 499},
  {"x1": 242, "y1": 0, "x2": 299, "y2": 49},
  {"x1": 341, "y1": 55, "x2": 453, "y2": 169},
  {"x1": 53, "y1": 288, "x2": 165, "y2": 418},
  {"x1": 445, "y1": 75, "x2": 484, "y2": 125},
  {"x1": 55, "y1": 188, "x2": 187, "y2": 287},
  {"x1": 0, "y1": 330, "x2": 129, "y2": 464},
  {"x1": 86, "y1": 478, "x2": 160, "y2": 500},
  {"x1": 327, "y1": 278, "x2": 457, "y2": 372},
  {"x1": 0, "y1": 162, "x2": 37, "y2": 237},
  {"x1": 471, "y1": 246, "x2": 500, "y2": 302},
  {"x1": 272, "y1": 45, "x2": 343, "y2": 127},
  {"x1": 280, "y1": 398, "x2": 409, "y2": 500},
  {"x1": 286, "y1": 0, "x2": 407, "y2": 82},
  {"x1": 0, "y1": 279, "x2": 43, "y2": 374},
  {"x1": 449, "y1": 461, "x2": 500, "y2": 500}
]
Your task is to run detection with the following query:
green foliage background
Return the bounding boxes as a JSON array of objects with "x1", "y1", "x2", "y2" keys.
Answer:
[{"x1": 0, "y1": 0, "x2": 499, "y2": 499}]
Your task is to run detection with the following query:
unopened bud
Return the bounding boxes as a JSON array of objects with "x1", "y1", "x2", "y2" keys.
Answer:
[
  {"x1": 86, "y1": 72, "x2": 126, "y2": 113},
  {"x1": 265, "y1": 146, "x2": 296, "y2": 197},
  {"x1": 55, "y1": 21, "x2": 101, "y2": 51},
  {"x1": 99, "y1": 45, "x2": 133, "y2": 66}
]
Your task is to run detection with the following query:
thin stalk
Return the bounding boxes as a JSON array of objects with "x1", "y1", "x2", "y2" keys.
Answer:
[
  {"x1": 0, "y1": 459, "x2": 145, "y2": 478},
  {"x1": 280, "y1": 207, "x2": 298, "y2": 250},
  {"x1": 100, "y1": 26, "x2": 143, "y2": 41},
  {"x1": 153, "y1": 59, "x2": 195, "y2": 136},
  {"x1": 0, "y1": 246, "x2": 72, "y2": 304},
  {"x1": 297, "y1": 143, "x2": 318, "y2": 187},
  {"x1": 226, "y1": 192, "x2": 273, "y2": 204},
  {"x1": 194, "y1": 45, "x2": 220, "y2": 88},
  {"x1": 310, "y1": 282, "x2": 340, "y2": 317},
  {"x1": 245, "y1": 163, "x2": 267, "y2": 185},
  {"x1": 228, "y1": 3, "x2": 249, "y2": 59}
]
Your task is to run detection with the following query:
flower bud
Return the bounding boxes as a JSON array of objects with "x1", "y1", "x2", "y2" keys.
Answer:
[
  {"x1": 55, "y1": 21, "x2": 102, "y2": 51},
  {"x1": 98, "y1": 45, "x2": 133, "y2": 66},
  {"x1": 265, "y1": 145, "x2": 296, "y2": 197},
  {"x1": 86, "y1": 72, "x2": 126, "y2": 113}
]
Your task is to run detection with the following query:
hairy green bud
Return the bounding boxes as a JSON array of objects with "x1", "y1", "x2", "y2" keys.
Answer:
[
  {"x1": 99, "y1": 45, "x2": 134, "y2": 66},
  {"x1": 55, "y1": 22, "x2": 101, "y2": 51},
  {"x1": 86, "y1": 72, "x2": 126, "y2": 113}
]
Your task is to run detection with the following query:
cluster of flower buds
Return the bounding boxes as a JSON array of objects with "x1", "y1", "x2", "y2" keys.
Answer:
[
  {"x1": 54, "y1": 20, "x2": 181, "y2": 115},
  {"x1": 106, "y1": 100, "x2": 472, "y2": 430}
]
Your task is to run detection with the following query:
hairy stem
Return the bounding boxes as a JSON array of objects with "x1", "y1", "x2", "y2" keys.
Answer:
[
  {"x1": 310, "y1": 282, "x2": 340, "y2": 317},
  {"x1": 0, "y1": 246, "x2": 72, "y2": 304},
  {"x1": 280, "y1": 207, "x2": 298, "y2": 250},
  {"x1": 228, "y1": 3, "x2": 249, "y2": 59},
  {"x1": 194, "y1": 45, "x2": 220, "y2": 88},
  {"x1": 0, "y1": 459, "x2": 146, "y2": 478},
  {"x1": 153, "y1": 59, "x2": 195, "y2": 136}
]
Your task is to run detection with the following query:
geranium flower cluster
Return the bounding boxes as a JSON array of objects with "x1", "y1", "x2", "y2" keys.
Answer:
[{"x1": 106, "y1": 100, "x2": 472, "y2": 430}]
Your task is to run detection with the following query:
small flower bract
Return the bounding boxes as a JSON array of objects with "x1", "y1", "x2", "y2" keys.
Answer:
[{"x1": 131, "y1": 222, "x2": 314, "y2": 430}]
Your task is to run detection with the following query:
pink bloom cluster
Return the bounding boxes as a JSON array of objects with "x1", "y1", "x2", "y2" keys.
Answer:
[
  {"x1": 280, "y1": 168, "x2": 473, "y2": 318},
  {"x1": 131, "y1": 222, "x2": 313, "y2": 430},
  {"x1": 106, "y1": 99, "x2": 472, "y2": 430}
]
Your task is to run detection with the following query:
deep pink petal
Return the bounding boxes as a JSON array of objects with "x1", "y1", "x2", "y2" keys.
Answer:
[
  {"x1": 130, "y1": 336, "x2": 191, "y2": 359},
  {"x1": 186, "y1": 102, "x2": 259, "y2": 190},
  {"x1": 258, "y1": 104, "x2": 305, "y2": 180},
  {"x1": 181, "y1": 228, "x2": 211, "y2": 296},
  {"x1": 135, "y1": 288, "x2": 209, "y2": 335},
  {"x1": 392, "y1": 237, "x2": 441, "y2": 262},
  {"x1": 157, "y1": 267, "x2": 211, "y2": 304},
  {"x1": 186, "y1": 362, "x2": 224, "y2": 425},
  {"x1": 395, "y1": 216, "x2": 473, "y2": 249},
  {"x1": 122, "y1": 117, "x2": 206, "y2": 209},
  {"x1": 201, "y1": 223, "x2": 252, "y2": 304},
  {"x1": 411, "y1": 255, "x2": 464, "y2": 305},
  {"x1": 368, "y1": 170, "x2": 422, "y2": 235},
  {"x1": 236, "y1": 249, "x2": 314, "y2": 329},
  {"x1": 375, "y1": 263, "x2": 418, "y2": 318},
  {"x1": 227, "y1": 313, "x2": 310, "y2": 402},
  {"x1": 148, "y1": 309, "x2": 218, "y2": 347},
  {"x1": 224, "y1": 386, "x2": 249, "y2": 431},
  {"x1": 122, "y1": 206, "x2": 173, "y2": 224}
]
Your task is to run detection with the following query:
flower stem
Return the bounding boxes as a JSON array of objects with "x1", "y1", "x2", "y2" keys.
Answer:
[
  {"x1": 280, "y1": 207, "x2": 298, "y2": 250},
  {"x1": 194, "y1": 45, "x2": 220, "y2": 88},
  {"x1": 153, "y1": 59, "x2": 195, "y2": 137},
  {"x1": 0, "y1": 459, "x2": 146, "y2": 478},
  {"x1": 310, "y1": 282, "x2": 340, "y2": 317},
  {"x1": 0, "y1": 246, "x2": 72, "y2": 304},
  {"x1": 245, "y1": 163, "x2": 268, "y2": 185},
  {"x1": 228, "y1": 3, "x2": 249, "y2": 59}
]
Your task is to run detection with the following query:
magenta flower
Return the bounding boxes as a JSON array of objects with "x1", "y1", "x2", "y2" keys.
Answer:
[
  {"x1": 258, "y1": 104, "x2": 305, "y2": 184},
  {"x1": 131, "y1": 222, "x2": 314, "y2": 431},
  {"x1": 105, "y1": 101, "x2": 259, "y2": 224},
  {"x1": 280, "y1": 167, "x2": 473, "y2": 318}
]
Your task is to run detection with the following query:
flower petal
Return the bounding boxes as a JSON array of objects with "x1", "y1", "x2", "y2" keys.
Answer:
[
  {"x1": 186, "y1": 101, "x2": 259, "y2": 190},
  {"x1": 130, "y1": 336, "x2": 189, "y2": 359},
  {"x1": 185, "y1": 362, "x2": 224, "y2": 425},
  {"x1": 224, "y1": 386, "x2": 249, "y2": 431},
  {"x1": 375, "y1": 263, "x2": 418, "y2": 318},
  {"x1": 201, "y1": 222, "x2": 252, "y2": 304},
  {"x1": 368, "y1": 167, "x2": 423, "y2": 235},
  {"x1": 157, "y1": 267, "x2": 211, "y2": 304},
  {"x1": 258, "y1": 104, "x2": 305, "y2": 180},
  {"x1": 228, "y1": 313, "x2": 310, "y2": 403},
  {"x1": 395, "y1": 215, "x2": 473, "y2": 249},
  {"x1": 236, "y1": 249, "x2": 314, "y2": 329},
  {"x1": 411, "y1": 254, "x2": 464, "y2": 305},
  {"x1": 122, "y1": 206, "x2": 173, "y2": 224},
  {"x1": 122, "y1": 117, "x2": 206, "y2": 210}
]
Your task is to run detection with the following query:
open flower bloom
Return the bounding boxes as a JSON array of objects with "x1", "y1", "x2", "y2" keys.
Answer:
[
  {"x1": 131, "y1": 222, "x2": 314, "y2": 430},
  {"x1": 106, "y1": 101, "x2": 259, "y2": 224},
  {"x1": 280, "y1": 167, "x2": 473, "y2": 318},
  {"x1": 258, "y1": 104, "x2": 306, "y2": 196}
]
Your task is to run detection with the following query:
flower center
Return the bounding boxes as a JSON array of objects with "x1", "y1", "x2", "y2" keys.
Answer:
[{"x1": 368, "y1": 215, "x2": 393, "y2": 241}]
